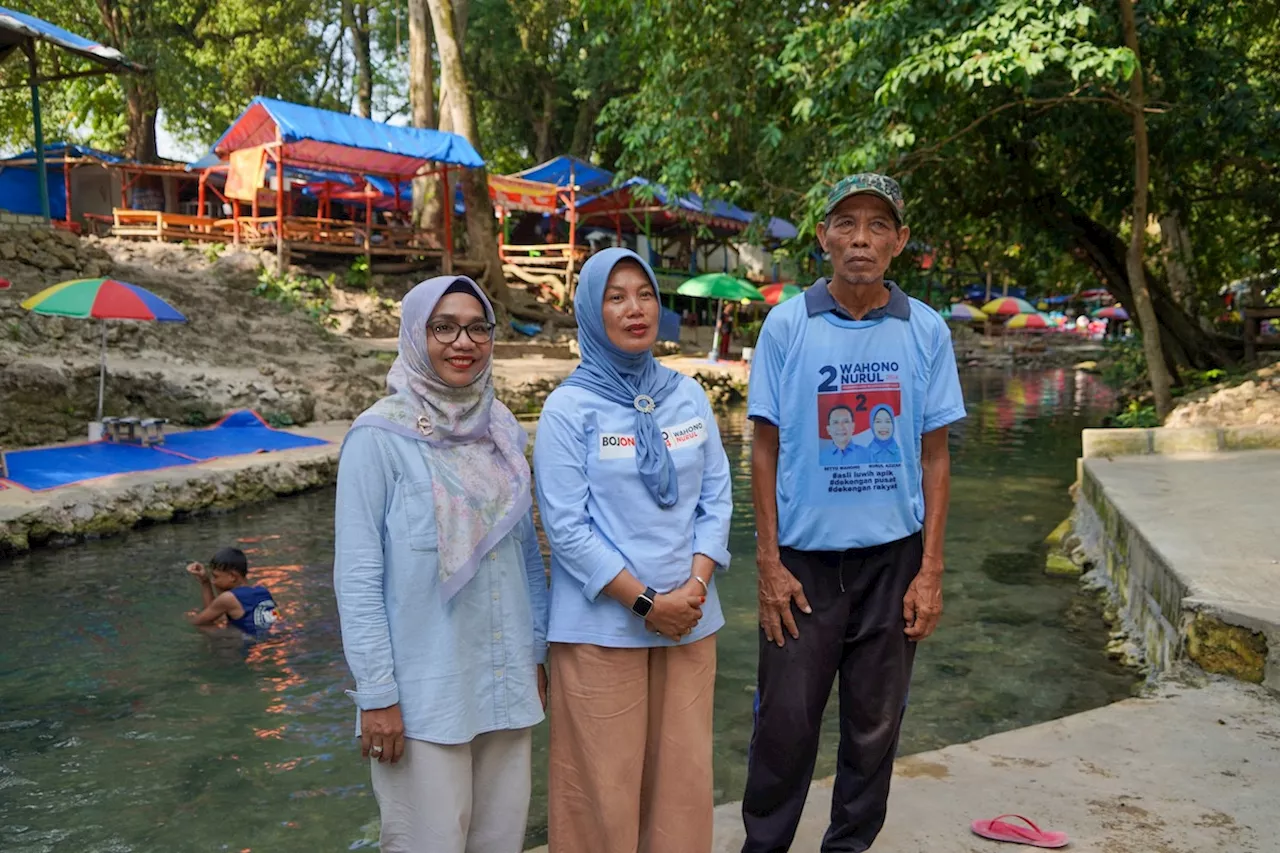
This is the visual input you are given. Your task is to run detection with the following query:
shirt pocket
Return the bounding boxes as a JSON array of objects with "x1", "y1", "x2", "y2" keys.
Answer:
[{"x1": 399, "y1": 479, "x2": 439, "y2": 552}]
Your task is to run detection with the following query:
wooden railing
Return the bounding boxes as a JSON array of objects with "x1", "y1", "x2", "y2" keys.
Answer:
[
  {"x1": 500, "y1": 243, "x2": 587, "y2": 303},
  {"x1": 111, "y1": 209, "x2": 222, "y2": 242}
]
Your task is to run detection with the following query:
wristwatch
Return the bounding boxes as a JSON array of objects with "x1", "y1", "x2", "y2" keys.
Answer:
[{"x1": 631, "y1": 586, "x2": 658, "y2": 618}]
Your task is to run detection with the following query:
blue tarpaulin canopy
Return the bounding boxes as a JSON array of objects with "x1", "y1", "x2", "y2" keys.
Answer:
[
  {"x1": 0, "y1": 7, "x2": 142, "y2": 221},
  {"x1": 211, "y1": 97, "x2": 484, "y2": 178},
  {"x1": 0, "y1": 142, "x2": 127, "y2": 218},
  {"x1": 513, "y1": 155, "x2": 614, "y2": 192}
]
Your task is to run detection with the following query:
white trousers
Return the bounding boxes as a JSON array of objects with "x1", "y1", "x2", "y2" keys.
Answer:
[{"x1": 371, "y1": 728, "x2": 533, "y2": 853}]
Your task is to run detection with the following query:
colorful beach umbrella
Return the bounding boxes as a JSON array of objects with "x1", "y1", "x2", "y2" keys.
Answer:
[
  {"x1": 943, "y1": 302, "x2": 984, "y2": 321},
  {"x1": 1092, "y1": 305, "x2": 1129, "y2": 321},
  {"x1": 982, "y1": 296, "x2": 1038, "y2": 316},
  {"x1": 1005, "y1": 312, "x2": 1050, "y2": 330},
  {"x1": 757, "y1": 282, "x2": 803, "y2": 305},
  {"x1": 22, "y1": 278, "x2": 187, "y2": 422}
]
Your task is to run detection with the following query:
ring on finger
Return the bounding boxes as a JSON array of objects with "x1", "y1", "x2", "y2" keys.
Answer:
[{"x1": 370, "y1": 745, "x2": 385, "y2": 756}]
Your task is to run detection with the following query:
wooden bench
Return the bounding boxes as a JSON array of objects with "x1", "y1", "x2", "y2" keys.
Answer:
[{"x1": 1243, "y1": 306, "x2": 1280, "y2": 363}]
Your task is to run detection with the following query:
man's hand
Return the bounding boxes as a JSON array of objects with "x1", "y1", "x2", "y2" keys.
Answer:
[
  {"x1": 361, "y1": 704, "x2": 406, "y2": 764},
  {"x1": 537, "y1": 664, "x2": 548, "y2": 710},
  {"x1": 646, "y1": 590, "x2": 703, "y2": 641},
  {"x1": 186, "y1": 562, "x2": 207, "y2": 580},
  {"x1": 757, "y1": 550, "x2": 811, "y2": 647},
  {"x1": 903, "y1": 564, "x2": 943, "y2": 640}
]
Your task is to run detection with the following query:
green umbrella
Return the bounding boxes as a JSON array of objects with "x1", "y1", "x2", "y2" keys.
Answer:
[
  {"x1": 676, "y1": 274, "x2": 763, "y2": 363},
  {"x1": 676, "y1": 273, "x2": 766, "y2": 302}
]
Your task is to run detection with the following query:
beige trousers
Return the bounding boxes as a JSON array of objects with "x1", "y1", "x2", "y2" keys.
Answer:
[
  {"x1": 371, "y1": 728, "x2": 533, "y2": 853},
  {"x1": 548, "y1": 636, "x2": 717, "y2": 853}
]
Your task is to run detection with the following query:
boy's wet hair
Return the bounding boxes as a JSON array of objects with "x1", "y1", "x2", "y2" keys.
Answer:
[{"x1": 210, "y1": 547, "x2": 249, "y2": 576}]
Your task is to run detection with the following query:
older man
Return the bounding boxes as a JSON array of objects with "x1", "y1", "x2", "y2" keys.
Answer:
[{"x1": 742, "y1": 174, "x2": 965, "y2": 852}]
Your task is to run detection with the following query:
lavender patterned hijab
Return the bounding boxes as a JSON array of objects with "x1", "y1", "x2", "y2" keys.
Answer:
[{"x1": 351, "y1": 276, "x2": 531, "y2": 601}]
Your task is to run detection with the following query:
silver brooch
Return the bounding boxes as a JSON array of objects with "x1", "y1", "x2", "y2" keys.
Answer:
[
  {"x1": 633, "y1": 394, "x2": 656, "y2": 414},
  {"x1": 416, "y1": 414, "x2": 434, "y2": 436}
]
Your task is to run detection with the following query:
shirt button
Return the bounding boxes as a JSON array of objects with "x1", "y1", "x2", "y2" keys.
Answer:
[
  {"x1": 489, "y1": 552, "x2": 497, "y2": 561},
  {"x1": 492, "y1": 592, "x2": 500, "y2": 601},
  {"x1": 495, "y1": 669, "x2": 503, "y2": 679},
  {"x1": 493, "y1": 631, "x2": 502, "y2": 640}
]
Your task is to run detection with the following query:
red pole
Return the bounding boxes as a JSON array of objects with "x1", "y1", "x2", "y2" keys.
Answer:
[
  {"x1": 198, "y1": 172, "x2": 207, "y2": 218},
  {"x1": 365, "y1": 181, "x2": 373, "y2": 264},
  {"x1": 441, "y1": 165, "x2": 453, "y2": 274}
]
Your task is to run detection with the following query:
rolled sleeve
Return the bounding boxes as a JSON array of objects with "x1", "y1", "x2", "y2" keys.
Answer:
[
  {"x1": 922, "y1": 323, "x2": 967, "y2": 433},
  {"x1": 519, "y1": 510, "x2": 550, "y2": 664},
  {"x1": 532, "y1": 402, "x2": 628, "y2": 602},
  {"x1": 747, "y1": 311, "x2": 788, "y2": 426},
  {"x1": 692, "y1": 397, "x2": 733, "y2": 569},
  {"x1": 333, "y1": 427, "x2": 400, "y2": 711}
]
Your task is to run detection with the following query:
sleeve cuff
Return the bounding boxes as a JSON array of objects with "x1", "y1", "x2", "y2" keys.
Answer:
[
  {"x1": 533, "y1": 642, "x2": 548, "y2": 665},
  {"x1": 747, "y1": 410, "x2": 778, "y2": 427},
  {"x1": 693, "y1": 542, "x2": 732, "y2": 571},
  {"x1": 582, "y1": 560, "x2": 627, "y2": 602},
  {"x1": 346, "y1": 682, "x2": 400, "y2": 711},
  {"x1": 923, "y1": 405, "x2": 967, "y2": 434}
]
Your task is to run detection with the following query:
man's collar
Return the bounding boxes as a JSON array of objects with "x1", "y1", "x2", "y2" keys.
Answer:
[{"x1": 804, "y1": 278, "x2": 911, "y2": 321}]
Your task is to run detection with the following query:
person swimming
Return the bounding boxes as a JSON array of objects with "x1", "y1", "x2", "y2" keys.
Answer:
[{"x1": 186, "y1": 547, "x2": 280, "y2": 635}]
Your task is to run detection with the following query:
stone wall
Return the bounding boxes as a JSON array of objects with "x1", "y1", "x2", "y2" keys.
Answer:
[
  {"x1": 0, "y1": 212, "x2": 50, "y2": 232},
  {"x1": 1081, "y1": 425, "x2": 1280, "y2": 458}
]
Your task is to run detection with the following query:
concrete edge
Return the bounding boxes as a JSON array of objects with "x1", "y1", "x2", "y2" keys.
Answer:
[{"x1": 1081, "y1": 425, "x2": 1280, "y2": 458}]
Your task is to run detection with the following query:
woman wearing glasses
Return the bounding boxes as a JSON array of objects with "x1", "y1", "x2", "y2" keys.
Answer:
[{"x1": 334, "y1": 276, "x2": 548, "y2": 853}]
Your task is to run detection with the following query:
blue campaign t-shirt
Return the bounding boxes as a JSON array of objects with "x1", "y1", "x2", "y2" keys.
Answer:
[
  {"x1": 227, "y1": 585, "x2": 280, "y2": 635},
  {"x1": 747, "y1": 280, "x2": 965, "y2": 551}
]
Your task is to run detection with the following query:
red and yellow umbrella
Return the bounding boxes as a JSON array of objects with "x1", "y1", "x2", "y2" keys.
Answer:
[
  {"x1": 757, "y1": 282, "x2": 803, "y2": 305},
  {"x1": 1005, "y1": 312, "x2": 1050, "y2": 330},
  {"x1": 982, "y1": 296, "x2": 1037, "y2": 316},
  {"x1": 22, "y1": 278, "x2": 186, "y2": 422}
]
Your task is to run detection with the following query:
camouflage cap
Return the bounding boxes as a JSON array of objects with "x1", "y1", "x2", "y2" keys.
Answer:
[{"x1": 823, "y1": 173, "x2": 905, "y2": 224}]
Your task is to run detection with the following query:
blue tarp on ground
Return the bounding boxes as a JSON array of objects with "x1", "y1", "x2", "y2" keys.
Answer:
[
  {"x1": 160, "y1": 411, "x2": 329, "y2": 460},
  {"x1": 0, "y1": 143, "x2": 128, "y2": 218},
  {"x1": 0, "y1": 411, "x2": 330, "y2": 491},
  {"x1": 2, "y1": 442, "x2": 196, "y2": 491},
  {"x1": 212, "y1": 97, "x2": 484, "y2": 176}
]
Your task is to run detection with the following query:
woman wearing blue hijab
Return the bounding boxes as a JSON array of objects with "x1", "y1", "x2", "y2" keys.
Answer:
[
  {"x1": 866, "y1": 403, "x2": 903, "y2": 464},
  {"x1": 533, "y1": 248, "x2": 733, "y2": 853}
]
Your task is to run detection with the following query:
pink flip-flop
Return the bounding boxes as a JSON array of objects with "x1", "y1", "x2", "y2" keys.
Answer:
[{"x1": 971, "y1": 814, "x2": 1069, "y2": 848}]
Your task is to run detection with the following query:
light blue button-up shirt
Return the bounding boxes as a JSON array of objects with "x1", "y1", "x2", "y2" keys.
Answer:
[
  {"x1": 532, "y1": 376, "x2": 733, "y2": 648},
  {"x1": 333, "y1": 426, "x2": 549, "y2": 745}
]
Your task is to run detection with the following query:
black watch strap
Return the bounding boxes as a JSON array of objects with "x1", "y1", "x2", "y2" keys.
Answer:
[{"x1": 631, "y1": 586, "x2": 657, "y2": 618}]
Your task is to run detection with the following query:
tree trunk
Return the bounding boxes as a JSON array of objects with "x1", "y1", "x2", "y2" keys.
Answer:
[
  {"x1": 343, "y1": 0, "x2": 374, "y2": 119},
  {"x1": 435, "y1": 0, "x2": 468, "y2": 135},
  {"x1": 569, "y1": 89, "x2": 606, "y2": 158},
  {"x1": 1119, "y1": 0, "x2": 1173, "y2": 421},
  {"x1": 1158, "y1": 210, "x2": 1197, "y2": 315},
  {"x1": 533, "y1": 79, "x2": 556, "y2": 164},
  {"x1": 123, "y1": 77, "x2": 160, "y2": 163},
  {"x1": 427, "y1": 0, "x2": 513, "y2": 307},
  {"x1": 409, "y1": 0, "x2": 441, "y2": 230}
]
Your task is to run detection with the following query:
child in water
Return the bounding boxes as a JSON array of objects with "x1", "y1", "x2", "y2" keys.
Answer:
[{"x1": 187, "y1": 546, "x2": 280, "y2": 635}]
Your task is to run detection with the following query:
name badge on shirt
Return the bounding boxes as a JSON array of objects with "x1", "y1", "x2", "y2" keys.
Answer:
[{"x1": 598, "y1": 417, "x2": 708, "y2": 460}]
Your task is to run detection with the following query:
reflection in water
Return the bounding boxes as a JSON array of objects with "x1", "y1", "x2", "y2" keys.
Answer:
[{"x1": 0, "y1": 368, "x2": 1134, "y2": 851}]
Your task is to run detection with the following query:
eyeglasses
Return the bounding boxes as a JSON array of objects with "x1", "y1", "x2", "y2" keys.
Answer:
[{"x1": 428, "y1": 320, "x2": 497, "y2": 344}]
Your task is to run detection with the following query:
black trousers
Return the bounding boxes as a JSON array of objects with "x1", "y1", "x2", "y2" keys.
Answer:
[{"x1": 741, "y1": 533, "x2": 923, "y2": 853}]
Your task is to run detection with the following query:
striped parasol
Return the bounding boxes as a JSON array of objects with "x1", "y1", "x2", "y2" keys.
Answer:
[
  {"x1": 982, "y1": 296, "x2": 1038, "y2": 316},
  {"x1": 22, "y1": 277, "x2": 187, "y2": 421},
  {"x1": 943, "y1": 302, "x2": 984, "y2": 321},
  {"x1": 1005, "y1": 312, "x2": 1051, "y2": 330},
  {"x1": 758, "y1": 283, "x2": 803, "y2": 305},
  {"x1": 1092, "y1": 305, "x2": 1129, "y2": 321}
]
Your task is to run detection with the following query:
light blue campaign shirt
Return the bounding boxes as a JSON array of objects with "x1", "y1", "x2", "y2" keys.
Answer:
[
  {"x1": 333, "y1": 426, "x2": 549, "y2": 745},
  {"x1": 533, "y1": 375, "x2": 733, "y2": 648},
  {"x1": 748, "y1": 280, "x2": 966, "y2": 552}
]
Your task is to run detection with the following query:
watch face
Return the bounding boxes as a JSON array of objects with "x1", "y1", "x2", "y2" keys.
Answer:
[{"x1": 633, "y1": 595, "x2": 654, "y2": 618}]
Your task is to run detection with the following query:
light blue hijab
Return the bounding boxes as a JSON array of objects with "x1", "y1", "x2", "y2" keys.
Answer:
[{"x1": 562, "y1": 248, "x2": 685, "y2": 508}]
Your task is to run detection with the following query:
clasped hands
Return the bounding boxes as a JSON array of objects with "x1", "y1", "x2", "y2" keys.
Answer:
[{"x1": 644, "y1": 575, "x2": 707, "y2": 642}]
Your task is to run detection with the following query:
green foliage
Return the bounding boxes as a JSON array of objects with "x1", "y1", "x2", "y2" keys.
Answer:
[
  {"x1": 253, "y1": 269, "x2": 337, "y2": 328},
  {"x1": 182, "y1": 410, "x2": 210, "y2": 427},
  {"x1": 738, "y1": 320, "x2": 764, "y2": 348},
  {"x1": 347, "y1": 257, "x2": 372, "y2": 288},
  {"x1": 202, "y1": 243, "x2": 226, "y2": 264},
  {"x1": 1100, "y1": 340, "x2": 1150, "y2": 390},
  {"x1": 265, "y1": 411, "x2": 295, "y2": 428},
  {"x1": 1113, "y1": 400, "x2": 1160, "y2": 429}
]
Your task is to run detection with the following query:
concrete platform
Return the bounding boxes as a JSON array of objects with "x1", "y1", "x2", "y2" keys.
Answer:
[
  {"x1": 1075, "y1": 450, "x2": 1280, "y2": 687},
  {"x1": 527, "y1": 675, "x2": 1279, "y2": 853}
]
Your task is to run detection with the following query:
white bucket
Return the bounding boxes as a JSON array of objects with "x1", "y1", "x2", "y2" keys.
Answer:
[{"x1": 88, "y1": 422, "x2": 105, "y2": 442}]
